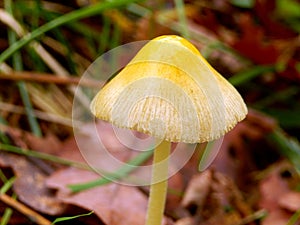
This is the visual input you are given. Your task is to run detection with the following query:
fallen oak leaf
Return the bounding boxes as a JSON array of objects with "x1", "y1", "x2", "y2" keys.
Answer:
[
  {"x1": 0, "y1": 124, "x2": 62, "y2": 156},
  {"x1": 181, "y1": 170, "x2": 212, "y2": 210},
  {"x1": 258, "y1": 162, "x2": 298, "y2": 225},
  {"x1": 46, "y1": 167, "x2": 172, "y2": 225},
  {"x1": 210, "y1": 109, "x2": 277, "y2": 184},
  {"x1": 180, "y1": 170, "x2": 254, "y2": 225},
  {"x1": 232, "y1": 13, "x2": 279, "y2": 64},
  {"x1": 0, "y1": 152, "x2": 65, "y2": 215},
  {"x1": 278, "y1": 191, "x2": 300, "y2": 212}
]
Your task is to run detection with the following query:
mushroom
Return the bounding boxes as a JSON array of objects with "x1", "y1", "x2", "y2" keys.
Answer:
[{"x1": 90, "y1": 35, "x2": 247, "y2": 225}]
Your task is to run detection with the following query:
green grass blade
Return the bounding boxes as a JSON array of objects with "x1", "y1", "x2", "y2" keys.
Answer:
[
  {"x1": 262, "y1": 108, "x2": 300, "y2": 128},
  {"x1": 0, "y1": 177, "x2": 16, "y2": 225},
  {"x1": 0, "y1": 207, "x2": 13, "y2": 225},
  {"x1": 229, "y1": 65, "x2": 275, "y2": 86},
  {"x1": 4, "y1": 0, "x2": 42, "y2": 137},
  {"x1": 0, "y1": 176, "x2": 16, "y2": 194},
  {"x1": 0, "y1": 0, "x2": 142, "y2": 64},
  {"x1": 68, "y1": 149, "x2": 154, "y2": 192},
  {"x1": 268, "y1": 129, "x2": 300, "y2": 173},
  {"x1": 98, "y1": 14, "x2": 112, "y2": 54},
  {"x1": 287, "y1": 209, "x2": 300, "y2": 225},
  {"x1": 253, "y1": 87, "x2": 298, "y2": 109},
  {"x1": 0, "y1": 143, "x2": 90, "y2": 170},
  {"x1": 0, "y1": 132, "x2": 11, "y2": 145},
  {"x1": 230, "y1": 0, "x2": 255, "y2": 8},
  {"x1": 174, "y1": 0, "x2": 190, "y2": 38},
  {"x1": 52, "y1": 211, "x2": 94, "y2": 224}
]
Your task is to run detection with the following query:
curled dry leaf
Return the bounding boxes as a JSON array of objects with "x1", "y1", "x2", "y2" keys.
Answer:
[
  {"x1": 46, "y1": 120, "x2": 175, "y2": 225},
  {"x1": 174, "y1": 217, "x2": 194, "y2": 225},
  {"x1": 258, "y1": 162, "x2": 300, "y2": 225},
  {"x1": 232, "y1": 13, "x2": 279, "y2": 64},
  {"x1": 180, "y1": 169, "x2": 253, "y2": 225},
  {"x1": 46, "y1": 167, "x2": 148, "y2": 225},
  {"x1": 0, "y1": 124, "x2": 63, "y2": 163},
  {"x1": 259, "y1": 170, "x2": 289, "y2": 211},
  {"x1": 278, "y1": 191, "x2": 300, "y2": 212},
  {"x1": 0, "y1": 152, "x2": 65, "y2": 215},
  {"x1": 210, "y1": 109, "x2": 277, "y2": 186},
  {"x1": 181, "y1": 170, "x2": 212, "y2": 209}
]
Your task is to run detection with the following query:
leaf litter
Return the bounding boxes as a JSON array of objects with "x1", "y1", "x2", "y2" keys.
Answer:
[{"x1": 1, "y1": 0, "x2": 300, "y2": 224}]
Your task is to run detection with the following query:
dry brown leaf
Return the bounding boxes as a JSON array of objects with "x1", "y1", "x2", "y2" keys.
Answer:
[
  {"x1": 46, "y1": 120, "x2": 178, "y2": 224},
  {"x1": 278, "y1": 191, "x2": 300, "y2": 212},
  {"x1": 71, "y1": 120, "x2": 145, "y2": 170},
  {"x1": 0, "y1": 124, "x2": 62, "y2": 156},
  {"x1": 258, "y1": 168, "x2": 289, "y2": 211},
  {"x1": 181, "y1": 170, "x2": 212, "y2": 209},
  {"x1": 165, "y1": 170, "x2": 185, "y2": 213},
  {"x1": 174, "y1": 217, "x2": 194, "y2": 225},
  {"x1": 261, "y1": 209, "x2": 292, "y2": 225},
  {"x1": 46, "y1": 167, "x2": 148, "y2": 225},
  {"x1": 232, "y1": 13, "x2": 279, "y2": 64},
  {"x1": 258, "y1": 163, "x2": 299, "y2": 225},
  {"x1": 0, "y1": 152, "x2": 65, "y2": 215},
  {"x1": 179, "y1": 170, "x2": 253, "y2": 225},
  {"x1": 58, "y1": 133, "x2": 89, "y2": 163},
  {"x1": 210, "y1": 109, "x2": 277, "y2": 186}
]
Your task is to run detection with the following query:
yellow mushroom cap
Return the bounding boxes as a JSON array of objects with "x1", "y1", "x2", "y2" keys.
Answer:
[{"x1": 90, "y1": 35, "x2": 247, "y2": 143}]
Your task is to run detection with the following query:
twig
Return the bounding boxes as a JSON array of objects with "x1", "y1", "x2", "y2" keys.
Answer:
[
  {"x1": 0, "y1": 193, "x2": 52, "y2": 225},
  {"x1": 0, "y1": 9, "x2": 90, "y2": 109},
  {"x1": 0, "y1": 71, "x2": 101, "y2": 87},
  {"x1": 232, "y1": 209, "x2": 267, "y2": 225},
  {"x1": 0, "y1": 143, "x2": 91, "y2": 171},
  {"x1": 0, "y1": 101, "x2": 80, "y2": 127}
]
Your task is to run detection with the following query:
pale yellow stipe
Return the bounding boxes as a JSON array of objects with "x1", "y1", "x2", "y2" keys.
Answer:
[{"x1": 146, "y1": 140, "x2": 171, "y2": 225}]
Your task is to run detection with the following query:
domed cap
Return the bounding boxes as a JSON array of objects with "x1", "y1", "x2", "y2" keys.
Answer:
[{"x1": 90, "y1": 35, "x2": 247, "y2": 143}]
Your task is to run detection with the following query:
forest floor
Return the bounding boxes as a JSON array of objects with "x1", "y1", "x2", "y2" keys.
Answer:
[{"x1": 0, "y1": 0, "x2": 300, "y2": 224}]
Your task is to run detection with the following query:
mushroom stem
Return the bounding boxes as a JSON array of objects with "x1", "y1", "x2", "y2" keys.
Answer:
[{"x1": 146, "y1": 140, "x2": 171, "y2": 225}]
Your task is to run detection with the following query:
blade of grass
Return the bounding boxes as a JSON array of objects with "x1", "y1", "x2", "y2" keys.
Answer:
[
  {"x1": 287, "y1": 209, "x2": 300, "y2": 225},
  {"x1": 0, "y1": 177, "x2": 16, "y2": 194},
  {"x1": 4, "y1": 0, "x2": 42, "y2": 137},
  {"x1": 106, "y1": 23, "x2": 121, "y2": 75},
  {"x1": 0, "y1": 101, "x2": 75, "y2": 127},
  {"x1": 0, "y1": 117, "x2": 10, "y2": 144},
  {"x1": 229, "y1": 65, "x2": 275, "y2": 86},
  {"x1": 68, "y1": 148, "x2": 154, "y2": 192},
  {"x1": 0, "y1": 177, "x2": 16, "y2": 225},
  {"x1": 253, "y1": 87, "x2": 299, "y2": 109},
  {"x1": 30, "y1": 0, "x2": 43, "y2": 29},
  {"x1": 0, "y1": 205, "x2": 13, "y2": 225},
  {"x1": 262, "y1": 108, "x2": 300, "y2": 128},
  {"x1": 0, "y1": 142, "x2": 154, "y2": 191},
  {"x1": 16, "y1": 3, "x2": 102, "y2": 58},
  {"x1": 267, "y1": 128, "x2": 300, "y2": 173},
  {"x1": 174, "y1": 0, "x2": 190, "y2": 38},
  {"x1": 0, "y1": 132, "x2": 10, "y2": 145},
  {"x1": 38, "y1": 8, "x2": 78, "y2": 75},
  {"x1": 98, "y1": 14, "x2": 112, "y2": 55},
  {"x1": 52, "y1": 211, "x2": 94, "y2": 224},
  {"x1": 126, "y1": 3, "x2": 151, "y2": 17},
  {"x1": 110, "y1": 22, "x2": 121, "y2": 49},
  {"x1": 0, "y1": 170, "x2": 8, "y2": 183},
  {"x1": 230, "y1": 0, "x2": 255, "y2": 8},
  {"x1": 0, "y1": 143, "x2": 90, "y2": 170},
  {"x1": 0, "y1": 0, "x2": 142, "y2": 64}
]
